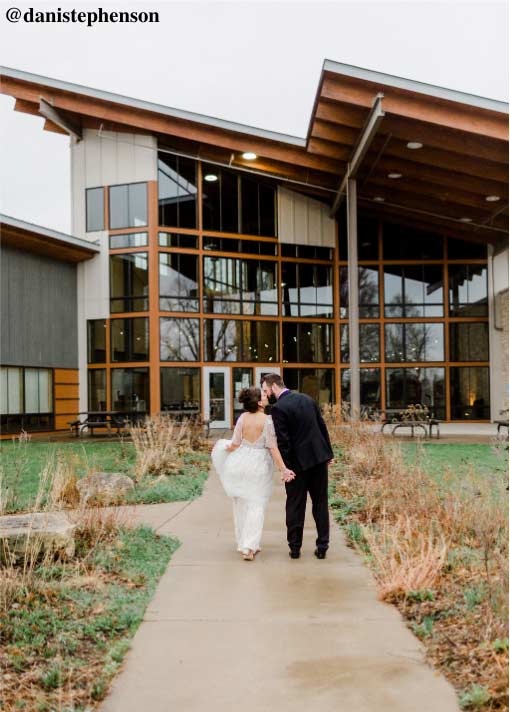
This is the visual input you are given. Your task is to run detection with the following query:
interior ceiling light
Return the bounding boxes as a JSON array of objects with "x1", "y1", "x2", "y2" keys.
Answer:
[
  {"x1": 485, "y1": 195, "x2": 500, "y2": 202},
  {"x1": 373, "y1": 196, "x2": 385, "y2": 202},
  {"x1": 459, "y1": 217, "x2": 473, "y2": 223},
  {"x1": 204, "y1": 174, "x2": 218, "y2": 182},
  {"x1": 242, "y1": 152, "x2": 257, "y2": 160},
  {"x1": 406, "y1": 141, "x2": 423, "y2": 149},
  {"x1": 387, "y1": 172, "x2": 402, "y2": 179}
]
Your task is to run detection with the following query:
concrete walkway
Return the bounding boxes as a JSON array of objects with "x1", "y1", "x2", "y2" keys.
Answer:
[{"x1": 101, "y1": 471, "x2": 460, "y2": 712}]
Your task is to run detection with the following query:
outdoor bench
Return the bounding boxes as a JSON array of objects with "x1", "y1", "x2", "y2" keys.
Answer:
[
  {"x1": 380, "y1": 408, "x2": 440, "y2": 439},
  {"x1": 495, "y1": 419, "x2": 509, "y2": 434}
]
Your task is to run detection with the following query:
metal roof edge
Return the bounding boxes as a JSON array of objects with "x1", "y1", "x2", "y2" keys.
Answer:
[
  {"x1": 0, "y1": 66, "x2": 307, "y2": 147},
  {"x1": 0, "y1": 214, "x2": 100, "y2": 252},
  {"x1": 322, "y1": 59, "x2": 509, "y2": 114}
]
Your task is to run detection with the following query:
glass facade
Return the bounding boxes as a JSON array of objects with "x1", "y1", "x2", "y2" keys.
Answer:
[
  {"x1": 111, "y1": 318, "x2": 149, "y2": 362},
  {"x1": 384, "y1": 323, "x2": 444, "y2": 362},
  {"x1": 450, "y1": 366, "x2": 490, "y2": 420},
  {"x1": 88, "y1": 369, "x2": 106, "y2": 411},
  {"x1": 110, "y1": 253, "x2": 149, "y2": 313},
  {"x1": 203, "y1": 257, "x2": 278, "y2": 315},
  {"x1": 282, "y1": 263, "x2": 333, "y2": 317},
  {"x1": 284, "y1": 368, "x2": 335, "y2": 405},
  {"x1": 282, "y1": 323, "x2": 334, "y2": 363},
  {"x1": 110, "y1": 232, "x2": 147, "y2": 249},
  {"x1": 160, "y1": 318, "x2": 200, "y2": 361},
  {"x1": 204, "y1": 320, "x2": 278, "y2": 362},
  {"x1": 386, "y1": 368, "x2": 446, "y2": 419},
  {"x1": 86, "y1": 187, "x2": 104, "y2": 232},
  {"x1": 158, "y1": 154, "x2": 197, "y2": 229},
  {"x1": 161, "y1": 367, "x2": 200, "y2": 412},
  {"x1": 160, "y1": 253, "x2": 199, "y2": 312},
  {"x1": 1, "y1": 367, "x2": 54, "y2": 432},
  {"x1": 111, "y1": 367, "x2": 149, "y2": 412},
  {"x1": 87, "y1": 319, "x2": 107, "y2": 363},
  {"x1": 109, "y1": 183, "x2": 148, "y2": 229}
]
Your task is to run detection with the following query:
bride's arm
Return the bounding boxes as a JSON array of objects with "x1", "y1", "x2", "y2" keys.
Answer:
[
  {"x1": 266, "y1": 418, "x2": 295, "y2": 482},
  {"x1": 225, "y1": 413, "x2": 243, "y2": 452}
]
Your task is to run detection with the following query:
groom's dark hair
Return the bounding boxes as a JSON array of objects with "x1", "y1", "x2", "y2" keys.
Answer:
[{"x1": 261, "y1": 373, "x2": 285, "y2": 389}]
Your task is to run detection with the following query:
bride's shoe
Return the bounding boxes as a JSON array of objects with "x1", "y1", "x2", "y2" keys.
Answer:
[{"x1": 243, "y1": 550, "x2": 255, "y2": 561}]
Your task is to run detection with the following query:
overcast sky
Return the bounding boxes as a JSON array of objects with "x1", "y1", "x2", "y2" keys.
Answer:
[{"x1": 0, "y1": 0, "x2": 508, "y2": 232}]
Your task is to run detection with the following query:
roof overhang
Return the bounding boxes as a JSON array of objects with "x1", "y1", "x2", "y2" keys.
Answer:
[
  {"x1": 0, "y1": 214, "x2": 100, "y2": 262},
  {"x1": 1, "y1": 62, "x2": 508, "y2": 243}
]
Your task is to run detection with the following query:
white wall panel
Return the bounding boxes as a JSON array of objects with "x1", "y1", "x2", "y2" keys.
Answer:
[{"x1": 277, "y1": 187, "x2": 335, "y2": 246}]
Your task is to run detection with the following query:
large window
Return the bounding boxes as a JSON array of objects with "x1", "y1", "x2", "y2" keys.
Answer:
[
  {"x1": 204, "y1": 320, "x2": 278, "y2": 362},
  {"x1": 385, "y1": 367, "x2": 446, "y2": 419},
  {"x1": 450, "y1": 323, "x2": 489, "y2": 362},
  {"x1": 86, "y1": 187, "x2": 104, "y2": 232},
  {"x1": 87, "y1": 319, "x2": 107, "y2": 363},
  {"x1": 340, "y1": 266, "x2": 379, "y2": 318},
  {"x1": 384, "y1": 323, "x2": 444, "y2": 362},
  {"x1": 203, "y1": 235, "x2": 277, "y2": 256},
  {"x1": 340, "y1": 324, "x2": 380, "y2": 363},
  {"x1": 384, "y1": 265, "x2": 443, "y2": 318},
  {"x1": 282, "y1": 323, "x2": 334, "y2": 363},
  {"x1": 383, "y1": 223, "x2": 443, "y2": 260},
  {"x1": 110, "y1": 253, "x2": 149, "y2": 313},
  {"x1": 201, "y1": 164, "x2": 276, "y2": 236},
  {"x1": 1, "y1": 367, "x2": 53, "y2": 432},
  {"x1": 111, "y1": 367, "x2": 149, "y2": 413},
  {"x1": 160, "y1": 318, "x2": 200, "y2": 361},
  {"x1": 161, "y1": 367, "x2": 200, "y2": 412},
  {"x1": 203, "y1": 257, "x2": 278, "y2": 315},
  {"x1": 109, "y1": 183, "x2": 147, "y2": 229},
  {"x1": 111, "y1": 318, "x2": 149, "y2": 362},
  {"x1": 450, "y1": 366, "x2": 490, "y2": 420},
  {"x1": 233, "y1": 367, "x2": 254, "y2": 420},
  {"x1": 160, "y1": 253, "x2": 199, "y2": 312},
  {"x1": 88, "y1": 369, "x2": 106, "y2": 411},
  {"x1": 110, "y1": 232, "x2": 147, "y2": 249},
  {"x1": 448, "y1": 265, "x2": 488, "y2": 317},
  {"x1": 283, "y1": 368, "x2": 335, "y2": 405},
  {"x1": 341, "y1": 368, "x2": 381, "y2": 412},
  {"x1": 158, "y1": 153, "x2": 197, "y2": 229},
  {"x1": 282, "y1": 263, "x2": 333, "y2": 318},
  {"x1": 159, "y1": 232, "x2": 199, "y2": 249}
]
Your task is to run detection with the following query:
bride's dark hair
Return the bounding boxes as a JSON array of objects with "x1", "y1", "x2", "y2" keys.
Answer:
[{"x1": 238, "y1": 387, "x2": 261, "y2": 414}]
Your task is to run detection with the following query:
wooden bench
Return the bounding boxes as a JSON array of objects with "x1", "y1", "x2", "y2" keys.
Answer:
[
  {"x1": 380, "y1": 408, "x2": 440, "y2": 439},
  {"x1": 495, "y1": 419, "x2": 509, "y2": 434}
]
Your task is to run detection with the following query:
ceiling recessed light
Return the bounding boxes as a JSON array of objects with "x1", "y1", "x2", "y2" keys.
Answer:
[
  {"x1": 406, "y1": 141, "x2": 423, "y2": 149},
  {"x1": 459, "y1": 217, "x2": 473, "y2": 223},
  {"x1": 242, "y1": 152, "x2": 257, "y2": 160},
  {"x1": 485, "y1": 195, "x2": 500, "y2": 202},
  {"x1": 204, "y1": 174, "x2": 218, "y2": 182},
  {"x1": 387, "y1": 172, "x2": 402, "y2": 179},
  {"x1": 373, "y1": 196, "x2": 385, "y2": 202}
]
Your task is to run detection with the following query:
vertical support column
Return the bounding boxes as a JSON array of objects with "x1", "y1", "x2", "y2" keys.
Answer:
[
  {"x1": 148, "y1": 180, "x2": 160, "y2": 417},
  {"x1": 347, "y1": 178, "x2": 360, "y2": 418}
]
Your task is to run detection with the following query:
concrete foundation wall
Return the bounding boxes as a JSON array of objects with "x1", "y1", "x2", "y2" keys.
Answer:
[{"x1": 489, "y1": 245, "x2": 509, "y2": 418}]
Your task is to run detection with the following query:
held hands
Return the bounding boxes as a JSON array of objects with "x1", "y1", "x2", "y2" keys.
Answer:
[{"x1": 281, "y1": 467, "x2": 296, "y2": 483}]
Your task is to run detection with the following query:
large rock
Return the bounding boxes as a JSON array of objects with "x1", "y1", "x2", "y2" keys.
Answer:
[
  {"x1": 0, "y1": 511, "x2": 76, "y2": 563},
  {"x1": 77, "y1": 472, "x2": 135, "y2": 505}
]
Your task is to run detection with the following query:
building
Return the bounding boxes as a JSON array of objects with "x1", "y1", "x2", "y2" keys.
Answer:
[{"x1": 1, "y1": 61, "x2": 508, "y2": 431}]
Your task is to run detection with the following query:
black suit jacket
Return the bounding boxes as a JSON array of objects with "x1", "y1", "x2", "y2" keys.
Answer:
[{"x1": 270, "y1": 391, "x2": 333, "y2": 473}]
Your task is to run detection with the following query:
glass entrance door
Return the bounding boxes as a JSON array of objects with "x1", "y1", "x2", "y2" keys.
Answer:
[{"x1": 203, "y1": 367, "x2": 231, "y2": 428}]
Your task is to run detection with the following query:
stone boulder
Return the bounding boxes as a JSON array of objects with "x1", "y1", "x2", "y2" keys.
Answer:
[
  {"x1": 0, "y1": 511, "x2": 76, "y2": 563},
  {"x1": 77, "y1": 472, "x2": 135, "y2": 505}
]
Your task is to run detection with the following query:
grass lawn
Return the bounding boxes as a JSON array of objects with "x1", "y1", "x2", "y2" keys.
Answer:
[
  {"x1": 0, "y1": 440, "x2": 210, "y2": 513},
  {"x1": 1, "y1": 525, "x2": 179, "y2": 711},
  {"x1": 401, "y1": 442, "x2": 508, "y2": 482}
]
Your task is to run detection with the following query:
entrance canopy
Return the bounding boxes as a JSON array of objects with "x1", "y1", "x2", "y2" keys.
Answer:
[{"x1": 1, "y1": 60, "x2": 508, "y2": 244}]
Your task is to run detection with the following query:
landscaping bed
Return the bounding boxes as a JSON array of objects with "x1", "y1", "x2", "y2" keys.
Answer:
[{"x1": 325, "y1": 416, "x2": 508, "y2": 711}]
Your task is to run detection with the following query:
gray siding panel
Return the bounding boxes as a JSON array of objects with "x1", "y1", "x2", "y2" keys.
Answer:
[{"x1": 1, "y1": 247, "x2": 78, "y2": 368}]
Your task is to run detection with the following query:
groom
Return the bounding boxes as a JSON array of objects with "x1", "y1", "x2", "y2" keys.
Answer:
[{"x1": 261, "y1": 374, "x2": 334, "y2": 560}]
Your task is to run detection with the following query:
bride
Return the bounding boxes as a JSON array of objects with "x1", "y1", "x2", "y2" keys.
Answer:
[{"x1": 211, "y1": 386, "x2": 295, "y2": 561}]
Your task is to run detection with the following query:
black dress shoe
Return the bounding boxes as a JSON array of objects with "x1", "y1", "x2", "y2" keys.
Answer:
[
  {"x1": 289, "y1": 550, "x2": 301, "y2": 559},
  {"x1": 314, "y1": 549, "x2": 327, "y2": 559}
]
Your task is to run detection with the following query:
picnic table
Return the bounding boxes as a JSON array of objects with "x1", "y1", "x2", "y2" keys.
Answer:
[
  {"x1": 69, "y1": 411, "x2": 146, "y2": 437},
  {"x1": 380, "y1": 408, "x2": 440, "y2": 439},
  {"x1": 495, "y1": 419, "x2": 509, "y2": 434}
]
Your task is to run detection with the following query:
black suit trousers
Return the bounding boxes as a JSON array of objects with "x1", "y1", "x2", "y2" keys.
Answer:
[{"x1": 284, "y1": 462, "x2": 330, "y2": 552}]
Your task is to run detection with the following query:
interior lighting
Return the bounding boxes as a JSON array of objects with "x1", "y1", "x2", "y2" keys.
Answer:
[
  {"x1": 387, "y1": 172, "x2": 402, "y2": 179},
  {"x1": 459, "y1": 217, "x2": 473, "y2": 223},
  {"x1": 485, "y1": 195, "x2": 500, "y2": 202},
  {"x1": 242, "y1": 152, "x2": 257, "y2": 160},
  {"x1": 406, "y1": 142, "x2": 423, "y2": 149},
  {"x1": 373, "y1": 196, "x2": 385, "y2": 202},
  {"x1": 204, "y1": 174, "x2": 218, "y2": 182}
]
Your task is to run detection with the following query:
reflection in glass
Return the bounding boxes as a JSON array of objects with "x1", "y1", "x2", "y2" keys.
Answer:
[
  {"x1": 204, "y1": 320, "x2": 278, "y2": 362},
  {"x1": 450, "y1": 323, "x2": 489, "y2": 362},
  {"x1": 161, "y1": 367, "x2": 200, "y2": 412},
  {"x1": 109, "y1": 183, "x2": 148, "y2": 229},
  {"x1": 110, "y1": 253, "x2": 149, "y2": 312},
  {"x1": 448, "y1": 265, "x2": 488, "y2": 317},
  {"x1": 87, "y1": 319, "x2": 107, "y2": 363},
  {"x1": 240, "y1": 176, "x2": 276, "y2": 236},
  {"x1": 203, "y1": 257, "x2": 278, "y2": 315},
  {"x1": 110, "y1": 232, "x2": 147, "y2": 249},
  {"x1": 24, "y1": 369, "x2": 52, "y2": 413},
  {"x1": 282, "y1": 263, "x2": 333, "y2": 317},
  {"x1": 450, "y1": 366, "x2": 490, "y2": 420},
  {"x1": 283, "y1": 369, "x2": 335, "y2": 404},
  {"x1": 385, "y1": 323, "x2": 444, "y2": 362},
  {"x1": 209, "y1": 372, "x2": 226, "y2": 421},
  {"x1": 282, "y1": 323, "x2": 334, "y2": 363},
  {"x1": 385, "y1": 367, "x2": 446, "y2": 419},
  {"x1": 202, "y1": 164, "x2": 239, "y2": 233},
  {"x1": 341, "y1": 368, "x2": 381, "y2": 412},
  {"x1": 280, "y1": 244, "x2": 333, "y2": 260},
  {"x1": 160, "y1": 318, "x2": 200, "y2": 361},
  {"x1": 358, "y1": 215, "x2": 379, "y2": 260},
  {"x1": 158, "y1": 153, "x2": 197, "y2": 229},
  {"x1": 86, "y1": 187, "x2": 104, "y2": 232},
  {"x1": 0, "y1": 367, "x2": 22, "y2": 414},
  {"x1": 383, "y1": 223, "x2": 443, "y2": 260},
  {"x1": 88, "y1": 369, "x2": 106, "y2": 411},
  {"x1": 160, "y1": 253, "x2": 199, "y2": 312},
  {"x1": 384, "y1": 265, "x2": 443, "y2": 317},
  {"x1": 111, "y1": 318, "x2": 149, "y2": 362},
  {"x1": 233, "y1": 368, "x2": 254, "y2": 420},
  {"x1": 111, "y1": 367, "x2": 149, "y2": 412},
  {"x1": 340, "y1": 266, "x2": 379, "y2": 318},
  {"x1": 340, "y1": 324, "x2": 380, "y2": 363},
  {"x1": 203, "y1": 236, "x2": 277, "y2": 255},
  {"x1": 159, "y1": 232, "x2": 198, "y2": 249}
]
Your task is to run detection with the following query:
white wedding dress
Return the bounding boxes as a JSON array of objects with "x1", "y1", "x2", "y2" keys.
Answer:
[{"x1": 212, "y1": 413, "x2": 276, "y2": 554}]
